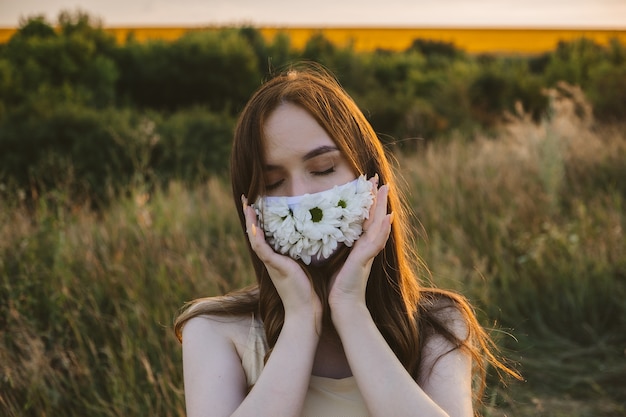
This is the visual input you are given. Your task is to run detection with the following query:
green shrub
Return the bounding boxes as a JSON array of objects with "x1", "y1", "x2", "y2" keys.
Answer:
[
  {"x1": 1, "y1": 12, "x2": 118, "y2": 109},
  {"x1": 154, "y1": 108, "x2": 236, "y2": 183},
  {"x1": 0, "y1": 104, "x2": 138, "y2": 204},
  {"x1": 0, "y1": 104, "x2": 236, "y2": 206},
  {"x1": 587, "y1": 62, "x2": 626, "y2": 123},
  {"x1": 114, "y1": 30, "x2": 261, "y2": 113}
]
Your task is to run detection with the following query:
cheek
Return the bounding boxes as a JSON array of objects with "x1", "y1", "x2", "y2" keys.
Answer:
[
  {"x1": 338, "y1": 156, "x2": 359, "y2": 178},
  {"x1": 338, "y1": 165, "x2": 359, "y2": 183}
]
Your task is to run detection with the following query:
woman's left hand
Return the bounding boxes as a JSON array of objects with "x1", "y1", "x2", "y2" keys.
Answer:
[{"x1": 328, "y1": 179, "x2": 394, "y2": 311}]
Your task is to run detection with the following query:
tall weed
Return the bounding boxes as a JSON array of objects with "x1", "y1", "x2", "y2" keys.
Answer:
[
  {"x1": 402, "y1": 83, "x2": 625, "y2": 404},
  {"x1": 0, "y1": 179, "x2": 251, "y2": 416}
]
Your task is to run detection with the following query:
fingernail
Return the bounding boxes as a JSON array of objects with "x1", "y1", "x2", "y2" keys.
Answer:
[
  {"x1": 251, "y1": 224, "x2": 257, "y2": 237},
  {"x1": 241, "y1": 194, "x2": 247, "y2": 207},
  {"x1": 374, "y1": 173, "x2": 379, "y2": 184}
]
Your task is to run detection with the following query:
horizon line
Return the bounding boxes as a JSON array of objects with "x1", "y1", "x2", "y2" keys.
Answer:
[{"x1": 1, "y1": 23, "x2": 625, "y2": 31}]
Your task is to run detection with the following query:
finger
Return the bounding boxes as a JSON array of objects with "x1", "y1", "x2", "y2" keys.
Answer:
[
  {"x1": 373, "y1": 184, "x2": 390, "y2": 227},
  {"x1": 351, "y1": 188, "x2": 393, "y2": 264},
  {"x1": 361, "y1": 183, "x2": 390, "y2": 236},
  {"x1": 241, "y1": 198, "x2": 266, "y2": 250},
  {"x1": 361, "y1": 180, "x2": 379, "y2": 231},
  {"x1": 242, "y1": 205, "x2": 267, "y2": 252},
  {"x1": 241, "y1": 197, "x2": 296, "y2": 272},
  {"x1": 241, "y1": 195, "x2": 257, "y2": 235},
  {"x1": 369, "y1": 173, "x2": 379, "y2": 190}
]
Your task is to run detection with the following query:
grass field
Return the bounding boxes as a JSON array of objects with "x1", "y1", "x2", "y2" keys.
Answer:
[
  {"x1": 0, "y1": 85, "x2": 624, "y2": 416},
  {"x1": 1, "y1": 25, "x2": 625, "y2": 53}
]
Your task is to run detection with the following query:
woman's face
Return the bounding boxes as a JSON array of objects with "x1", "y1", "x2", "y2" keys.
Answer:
[{"x1": 262, "y1": 102, "x2": 356, "y2": 197}]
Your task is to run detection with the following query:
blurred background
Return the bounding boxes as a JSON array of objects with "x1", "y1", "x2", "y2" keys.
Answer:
[{"x1": 0, "y1": 1, "x2": 625, "y2": 416}]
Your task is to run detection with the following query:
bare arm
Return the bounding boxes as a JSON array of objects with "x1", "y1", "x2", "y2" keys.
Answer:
[
  {"x1": 332, "y1": 304, "x2": 473, "y2": 417},
  {"x1": 177, "y1": 198, "x2": 326, "y2": 417},
  {"x1": 182, "y1": 310, "x2": 320, "y2": 417},
  {"x1": 417, "y1": 312, "x2": 473, "y2": 417},
  {"x1": 329, "y1": 184, "x2": 473, "y2": 417}
]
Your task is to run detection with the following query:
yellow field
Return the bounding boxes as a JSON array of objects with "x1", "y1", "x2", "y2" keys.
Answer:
[
  {"x1": 1, "y1": 26, "x2": 624, "y2": 54},
  {"x1": 258, "y1": 27, "x2": 626, "y2": 54}
]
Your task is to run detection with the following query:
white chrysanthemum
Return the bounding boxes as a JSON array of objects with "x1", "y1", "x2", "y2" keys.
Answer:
[
  {"x1": 339, "y1": 221, "x2": 364, "y2": 247},
  {"x1": 334, "y1": 177, "x2": 374, "y2": 247},
  {"x1": 253, "y1": 175, "x2": 375, "y2": 265},
  {"x1": 256, "y1": 197, "x2": 300, "y2": 253}
]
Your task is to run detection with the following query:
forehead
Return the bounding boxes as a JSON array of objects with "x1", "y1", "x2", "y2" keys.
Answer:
[{"x1": 263, "y1": 103, "x2": 335, "y2": 162}]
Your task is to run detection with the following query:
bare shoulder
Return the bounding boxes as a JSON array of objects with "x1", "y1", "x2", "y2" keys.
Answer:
[
  {"x1": 182, "y1": 313, "x2": 251, "y2": 338},
  {"x1": 181, "y1": 313, "x2": 253, "y2": 416},
  {"x1": 182, "y1": 313, "x2": 252, "y2": 358},
  {"x1": 421, "y1": 291, "x2": 471, "y2": 341},
  {"x1": 417, "y1": 292, "x2": 473, "y2": 380},
  {"x1": 417, "y1": 293, "x2": 474, "y2": 415}
]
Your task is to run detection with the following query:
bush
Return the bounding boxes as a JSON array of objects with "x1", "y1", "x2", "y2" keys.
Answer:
[
  {"x1": 468, "y1": 60, "x2": 548, "y2": 130},
  {"x1": 587, "y1": 62, "x2": 626, "y2": 122},
  {"x1": 154, "y1": 108, "x2": 236, "y2": 183},
  {"x1": 114, "y1": 30, "x2": 261, "y2": 113},
  {"x1": 1, "y1": 11, "x2": 118, "y2": 109},
  {"x1": 541, "y1": 38, "x2": 626, "y2": 122},
  {"x1": 0, "y1": 102, "x2": 236, "y2": 207},
  {"x1": 0, "y1": 104, "x2": 139, "y2": 204}
]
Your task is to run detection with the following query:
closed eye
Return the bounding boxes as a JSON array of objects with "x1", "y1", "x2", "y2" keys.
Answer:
[
  {"x1": 265, "y1": 179, "x2": 284, "y2": 191},
  {"x1": 312, "y1": 167, "x2": 335, "y2": 176}
]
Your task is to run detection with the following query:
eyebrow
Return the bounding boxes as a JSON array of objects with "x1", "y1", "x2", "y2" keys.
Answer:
[
  {"x1": 265, "y1": 145, "x2": 339, "y2": 170},
  {"x1": 303, "y1": 145, "x2": 339, "y2": 161}
]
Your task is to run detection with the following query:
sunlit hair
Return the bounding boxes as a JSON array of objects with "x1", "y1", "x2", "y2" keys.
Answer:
[{"x1": 174, "y1": 65, "x2": 520, "y2": 402}]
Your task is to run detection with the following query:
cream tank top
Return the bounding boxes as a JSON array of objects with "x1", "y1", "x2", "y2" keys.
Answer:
[{"x1": 241, "y1": 315, "x2": 370, "y2": 417}]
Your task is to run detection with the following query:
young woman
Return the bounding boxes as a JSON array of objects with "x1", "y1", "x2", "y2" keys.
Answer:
[{"x1": 175, "y1": 66, "x2": 518, "y2": 417}]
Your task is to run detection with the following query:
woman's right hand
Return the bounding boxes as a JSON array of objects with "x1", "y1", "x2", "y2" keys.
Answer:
[{"x1": 242, "y1": 196, "x2": 322, "y2": 321}]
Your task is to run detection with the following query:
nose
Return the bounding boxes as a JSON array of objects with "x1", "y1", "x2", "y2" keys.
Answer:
[{"x1": 288, "y1": 175, "x2": 314, "y2": 197}]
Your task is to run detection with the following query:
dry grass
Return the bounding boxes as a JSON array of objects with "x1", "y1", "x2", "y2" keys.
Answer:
[
  {"x1": 400, "y1": 83, "x2": 625, "y2": 415},
  {"x1": 0, "y1": 179, "x2": 252, "y2": 416}
]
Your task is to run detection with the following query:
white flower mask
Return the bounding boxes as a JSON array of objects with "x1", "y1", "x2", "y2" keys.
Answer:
[{"x1": 253, "y1": 175, "x2": 375, "y2": 265}]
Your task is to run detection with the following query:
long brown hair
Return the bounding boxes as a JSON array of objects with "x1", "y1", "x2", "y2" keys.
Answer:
[{"x1": 175, "y1": 65, "x2": 520, "y2": 399}]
